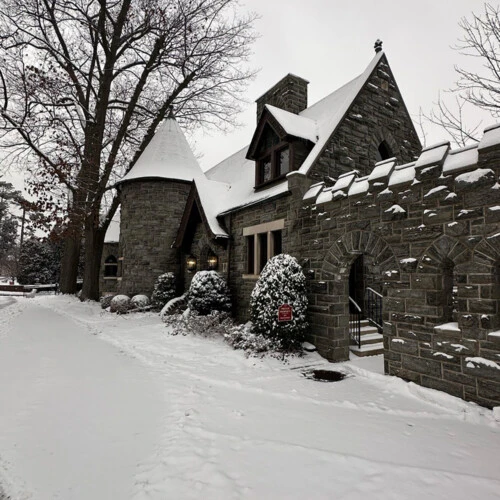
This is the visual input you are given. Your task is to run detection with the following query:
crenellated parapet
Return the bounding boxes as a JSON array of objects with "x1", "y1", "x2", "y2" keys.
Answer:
[{"x1": 297, "y1": 124, "x2": 500, "y2": 408}]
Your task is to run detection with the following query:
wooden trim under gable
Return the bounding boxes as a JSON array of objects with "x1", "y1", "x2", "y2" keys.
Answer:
[{"x1": 173, "y1": 184, "x2": 228, "y2": 249}]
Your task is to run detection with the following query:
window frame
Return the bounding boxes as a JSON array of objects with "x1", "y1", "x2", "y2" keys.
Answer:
[
  {"x1": 243, "y1": 219, "x2": 285, "y2": 277},
  {"x1": 104, "y1": 255, "x2": 119, "y2": 278},
  {"x1": 255, "y1": 144, "x2": 291, "y2": 187}
]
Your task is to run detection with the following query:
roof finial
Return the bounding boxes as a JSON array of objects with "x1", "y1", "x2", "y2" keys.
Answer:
[
  {"x1": 167, "y1": 104, "x2": 175, "y2": 119},
  {"x1": 374, "y1": 39, "x2": 383, "y2": 53}
]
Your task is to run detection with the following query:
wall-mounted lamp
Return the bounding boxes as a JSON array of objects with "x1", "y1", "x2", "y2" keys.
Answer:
[
  {"x1": 207, "y1": 252, "x2": 218, "y2": 270},
  {"x1": 186, "y1": 255, "x2": 197, "y2": 272}
]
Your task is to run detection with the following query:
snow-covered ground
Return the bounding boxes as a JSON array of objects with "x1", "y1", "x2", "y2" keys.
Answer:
[{"x1": 0, "y1": 296, "x2": 499, "y2": 500}]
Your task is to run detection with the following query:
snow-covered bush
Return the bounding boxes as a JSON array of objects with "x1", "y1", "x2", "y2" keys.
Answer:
[
  {"x1": 250, "y1": 254, "x2": 308, "y2": 349},
  {"x1": 100, "y1": 294, "x2": 115, "y2": 309},
  {"x1": 110, "y1": 294, "x2": 131, "y2": 314},
  {"x1": 187, "y1": 270, "x2": 231, "y2": 315},
  {"x1": 164, "y1": 309, "x2": 233, "y2": 337},
  {"x1": 151, "y1": 272, "x2": 176, "y2": 309},
  {"x1": 224, "y1": 322, "x2": 282, "y2": 355},
  {"x1": 131, "y1": 294, "x2": 150, "y2": 308}
]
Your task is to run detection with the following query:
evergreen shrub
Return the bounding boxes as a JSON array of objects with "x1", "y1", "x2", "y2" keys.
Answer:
[
  {"x1": 151, "y1": 272, "x2": 176, "y2": 309},
  {"x1": 250, "y1": 254, "x2": 308, "y2": 349},
  {"x1": 187, "y1": 270, "x2": 231, "y2": 315}
]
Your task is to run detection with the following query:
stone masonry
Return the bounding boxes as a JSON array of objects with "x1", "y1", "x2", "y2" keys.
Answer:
[
  {"x1": 290, "y1": 131, "x2": 500, "y2": 408},
  {"x1": 119, "y1": 179, "x2": 191, "y2": 297},
  {"x1": 256, "y1": 73, "x2": 309, "y2": 123}
]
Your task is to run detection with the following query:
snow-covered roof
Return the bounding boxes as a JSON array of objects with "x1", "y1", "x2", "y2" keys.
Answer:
[
  {"x1": 119, "y1": 116, "x2": 204, "y2": 184},
  {"x1": 205, "y1": 146, "x2": 289, "y2": 215},
  {"x1": 265, "y1": 104, "x2": 318, "y2": 143},
  {"x1": 297, "y1": 50, "x2": 385, "y2": 175},
  {"x1": 193, "y1": 177, "x2": 231, "y2": 238},
  {"x1": 104, "y1": 210, "x2": 120, "y2": 243}
]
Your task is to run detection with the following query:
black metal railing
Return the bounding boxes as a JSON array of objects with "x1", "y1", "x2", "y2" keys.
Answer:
[
  {"x1": 365, "y1": 287, "x2": 383, "y2": 329},
  {"x1": 349, "y1": 296, "x2": 362, "y2": 347}
]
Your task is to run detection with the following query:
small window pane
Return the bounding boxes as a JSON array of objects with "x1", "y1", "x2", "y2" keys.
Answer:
[
  {"x1": 273, "y1": 230, "x2": 282, "y2": 256},
  {"x1": 104, "y1": 255, "x2": 118, "y2": 277},
  {"x1": 247, "y1": 235, "x2": 255, "y2": 274},
  {"x1": 260, "y1": 158, "x2": 272, "y2": 183},
  {"x1": 258, "y1": 233, "x2": 268, "y2": 272},
  {"x1": 278, "y1": 148, "x2": 289, "y2": 176}
]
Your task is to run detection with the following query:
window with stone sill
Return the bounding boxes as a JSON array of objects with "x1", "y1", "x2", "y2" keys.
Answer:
[
  {"x1": 244, "y1": 220, "x2": 284, "y2": 276},
  {"x1": 104, "y1": 255, "x2": 118, "y2": 278}
]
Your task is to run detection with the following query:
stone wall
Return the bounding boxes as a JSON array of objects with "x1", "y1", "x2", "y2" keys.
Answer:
[
  {"x1": 296, "y1": 134, "x2": 500, "y2": 408},
  {"x1": 256, "y1": 74, "x2": 309, "y2": 123},
  {"x1": 310, "y1": 56, "x2": 421, "y2": 183},
  {"x1": 119, "y1": 179, "x2": 191, "y2": 297}
]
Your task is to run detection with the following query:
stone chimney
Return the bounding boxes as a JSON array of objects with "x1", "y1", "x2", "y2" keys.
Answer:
[{"x1": 256, "y1": 73, "x2": 309, "y2": 122}]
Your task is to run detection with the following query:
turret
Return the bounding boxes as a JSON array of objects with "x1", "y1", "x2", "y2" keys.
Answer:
[{"x1": 116, "y1": 113, "x2": 204, "y2": 296}]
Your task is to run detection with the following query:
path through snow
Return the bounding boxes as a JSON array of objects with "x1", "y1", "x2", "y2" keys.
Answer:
[
  {"x1": 0, "y1": 297, "x2": 165, "y2": 499},
  {"x1": 0, "y1": 296, "x2": 499, "y2": 499}
]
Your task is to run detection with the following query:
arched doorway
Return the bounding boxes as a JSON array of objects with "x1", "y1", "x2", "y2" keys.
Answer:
[{"x1": 319, "y1": 230, "x2": 398, "y2": 362}]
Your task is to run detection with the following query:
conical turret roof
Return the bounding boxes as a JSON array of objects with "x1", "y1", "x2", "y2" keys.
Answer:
[{"x1": 119, "y1": 115, "x2": 203, "y2": 184}]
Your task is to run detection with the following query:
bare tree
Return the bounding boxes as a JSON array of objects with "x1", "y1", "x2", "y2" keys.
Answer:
[
  {"x1": 0, "y1": 0, "x2": 257, "y2": 299},
  {"x1": 426, "y1": 3, "x2": 500, "y2": 147}
]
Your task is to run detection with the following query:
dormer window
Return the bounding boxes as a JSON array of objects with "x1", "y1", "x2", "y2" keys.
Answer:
[
  {"x1": 247, "y1": 107, "x2": 316, "y2": 189},
  {"x1": 256, "y1": 145, "x2": 290, "y2": 186}
]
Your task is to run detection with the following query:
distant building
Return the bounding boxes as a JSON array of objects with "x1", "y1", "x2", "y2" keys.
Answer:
[{"x1": 101, "y1": 42, "x2": 500, "y2": 408}]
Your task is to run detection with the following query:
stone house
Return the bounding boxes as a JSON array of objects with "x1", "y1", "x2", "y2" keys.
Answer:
[{"x1": 101, "y1": 42, "x2": 500, "y2": 408}]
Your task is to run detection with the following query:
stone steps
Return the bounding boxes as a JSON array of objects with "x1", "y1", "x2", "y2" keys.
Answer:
[
  {"x1": 350, "y1": 342, "x2": 384, "y2": 357},
  {"x1": 350, "y1": 320, "x2": 384, "y2": 356}
]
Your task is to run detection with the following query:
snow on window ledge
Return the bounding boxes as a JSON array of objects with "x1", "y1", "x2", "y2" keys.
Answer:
[{"x1": 242, "y1": 274, "x2": 259, "y2": 280}]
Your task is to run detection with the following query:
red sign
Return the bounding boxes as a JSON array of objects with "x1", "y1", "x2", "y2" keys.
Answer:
[{"x1": 278, "y1": 304, "x2": 293, "y2": 322}]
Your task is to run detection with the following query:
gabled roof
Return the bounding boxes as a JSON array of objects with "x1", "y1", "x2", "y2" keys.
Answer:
[
  {"x1": 118, "y1": 115, "x2": 204, "y2": 184},
  {"x1": 205, "y1": 146, "x2": 290, "y2": 214},
  {"x1": 174, "y1": 179, "x2": 230, "y2": 247},
  {"x1": 264, "y1": 105, "x2": 318, "y2": 143},
  {"x1": 201, "y1": 50, "x2": 389, "y2": 217},
  {"x1": 297, "y1": 50, "x2": 384, "y2": 175}
]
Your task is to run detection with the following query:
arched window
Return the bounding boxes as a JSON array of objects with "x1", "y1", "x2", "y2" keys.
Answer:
[
  {"x1": 104, "y1": 255, "x2": 118, "y2": 277},
  {"x1": 375, "y1": 140, "x2": 393, "y2": 162}
]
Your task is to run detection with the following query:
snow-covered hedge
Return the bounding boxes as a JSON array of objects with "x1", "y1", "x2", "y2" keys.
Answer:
[
  {"x1": 187, "y1": 270, "x2": 231, "y2": 315},
  {"x1": 110, "y1": 294, "x2": 131, "y2": 314},
  {"x1": 250, "y1": 254, "x2": 308, "y2": 349},
  {"x1": 131, "y1": 294, "x2": 150, "y2": 308},
  {"x1": 151, "y1": 272, "x2": 176, "y2": 309}
]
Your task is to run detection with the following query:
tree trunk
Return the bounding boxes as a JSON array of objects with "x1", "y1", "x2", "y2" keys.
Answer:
[
  {"x1": 81, "y1": 212, "x2": 106, "y2": 301},
  {"x1": 59, "y1": 234, "x2": 81, "y2": 294}
]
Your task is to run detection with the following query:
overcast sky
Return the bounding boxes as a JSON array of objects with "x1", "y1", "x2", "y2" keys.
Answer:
[
  {"x1": 193, "y1": 0, "x2": 492, "y2": 170},
  {"x1": 2, "y1": 0, "x2": 493, "y2": 188}
]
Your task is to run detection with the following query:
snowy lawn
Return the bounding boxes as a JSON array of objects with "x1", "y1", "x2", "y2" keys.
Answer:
[{"x1": 0, "y1": 296, "x2": 499, "y2": 500}]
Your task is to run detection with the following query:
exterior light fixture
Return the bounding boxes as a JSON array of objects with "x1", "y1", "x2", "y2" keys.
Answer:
[
  {"x1": 186, "y1": 255, "x2": 197, "y2": 272},
  {"x1": 207, "y1": 252, "x2": 218, "y2": 270}
]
